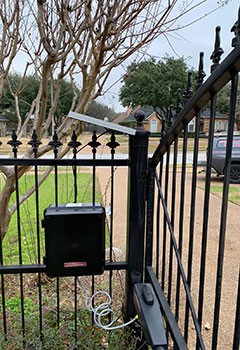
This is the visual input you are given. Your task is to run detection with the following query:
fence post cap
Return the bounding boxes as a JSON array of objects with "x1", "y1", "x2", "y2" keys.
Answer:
[{"x1": 134, "y1": 110, "x2": 145, "y2": 128}]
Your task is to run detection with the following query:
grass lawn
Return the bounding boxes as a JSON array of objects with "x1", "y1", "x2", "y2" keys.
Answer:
[
  {"x1": 1, "y1": 170, "x2": 102, "y2": 265},
  {"x1": 0, "y1": 170, "x2": 136, "y2": 349},
  {"x1": 210, "y1": 185, "x2": 240, "y2": 205}
]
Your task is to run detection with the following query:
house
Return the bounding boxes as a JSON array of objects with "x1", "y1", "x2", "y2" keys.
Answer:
[
  {"x1": 187, "y1": 110, "x2": 237, "y2": 135},
  {"x1": 112, "y1": 112, "x2": 127, "y2": 125},
  {"x1": 120, "y1": 106, "x2": 163, "y2": 134},
  {"x1": 0, "y1": 115, "x2": 7, "y2": 137},
  {"x1": 119, "y1": 107, "x2": 236, "y2": 136}
]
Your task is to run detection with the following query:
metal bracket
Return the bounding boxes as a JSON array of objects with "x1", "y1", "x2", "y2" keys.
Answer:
[{"x1": 133, "y1": 283, "x2": 167, "y2": 350}]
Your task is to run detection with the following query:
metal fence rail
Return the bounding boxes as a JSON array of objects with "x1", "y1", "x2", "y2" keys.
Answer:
[
  {"x1": 1, "y1": 7, "x2": 240, "y2": 350},
  {"x1": 146, "y1": 10, "x2": 240, "y2": 350},
  {"x1": 0, "y1": 128, "x2": 149, "y2": 348}
]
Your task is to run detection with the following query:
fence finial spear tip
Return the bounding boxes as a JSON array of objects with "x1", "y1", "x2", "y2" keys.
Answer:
[
  {"x1": 175, "y1": 88, "x2": 182, "y2": 115},
  {"x1": 7, "y1": 130, "x2": 22, "y2": 156},
  {"x1": 231, "y1": 6, "x2": 240, "y2": 47},
  {"x1": 106, "y1": 132, "x2": 120, "y2": 154},
  {"x1": 168, "y1": 106, "x2": 174, "y2": 128},
  {"x1": 68, "y1": 130, "x2": 82, "y2": 154},
  {"x1": 88, "y1": 130, "x2": 101, "y2": 151},
  {"x1": 183, "y1": 72, "x2": 192, "y2": 101},
  {"x1": 7, "y1": 130, "x2": 22, "y2": 147},
  {"x1": 210, "y1": 26, "x2": 224, "y2": 71},
  {"x1": 196, "y1": 52, "x2": 206, "y2": 90},
  {"x1": 48, "y1": 130, "x2": 63, "y2": 153},
  {"x1": 161, "y1": 115, "x2": 166, "y2": 139}
]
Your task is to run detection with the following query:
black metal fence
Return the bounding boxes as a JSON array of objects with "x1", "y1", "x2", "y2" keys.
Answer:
[
  {"x1": 145, "y1": 13, "x2": 240, "y2": 350},
  {"x1": 0, "y1": 127, "x2": 150, "y2": 349},
  {"x1": 0, "y1": 8, "x2": 240, "y2": 350}
]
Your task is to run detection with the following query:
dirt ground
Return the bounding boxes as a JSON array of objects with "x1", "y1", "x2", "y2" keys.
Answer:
[{"x1": 96, "y1": 155, "x2": 239, "y2": 349}]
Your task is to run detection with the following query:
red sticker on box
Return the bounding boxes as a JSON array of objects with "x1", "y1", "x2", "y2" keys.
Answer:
[{"x1": 64, "y1": 262, "x2": 87, "y2": 268}]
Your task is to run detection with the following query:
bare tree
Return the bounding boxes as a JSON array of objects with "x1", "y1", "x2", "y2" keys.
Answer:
[
  {"x1": 0, "y1": 1, "x2": 24, "y2": 99},
  {"x1": 0, "y1": 0, "x2": 230, "y2": 239}
]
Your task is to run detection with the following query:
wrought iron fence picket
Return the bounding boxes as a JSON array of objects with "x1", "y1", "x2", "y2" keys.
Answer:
[{"x1": 0, "y1": 8, "x2": 240, "y2": 349}]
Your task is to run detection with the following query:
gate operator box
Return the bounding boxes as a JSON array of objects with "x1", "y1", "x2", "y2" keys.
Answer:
[{"x1": 43, "y1": 203, "x2": 105, "y2": 278}]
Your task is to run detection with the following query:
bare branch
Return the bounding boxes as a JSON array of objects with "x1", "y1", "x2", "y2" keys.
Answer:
[{"x1": 0, "y1": 0, "x2": 228, "y2": 240}]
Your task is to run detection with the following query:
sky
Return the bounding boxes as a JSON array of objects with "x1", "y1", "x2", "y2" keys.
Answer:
[
  {"x1": 98, "y1": 0, "x2": 239, "y2": 112},
  {"x1": 9, "y1": 0, "x2": 239, "y2": 114}
]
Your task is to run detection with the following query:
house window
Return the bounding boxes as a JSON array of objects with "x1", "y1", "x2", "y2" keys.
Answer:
[
  {"x1": 224, "y1": 121, "x2": 228, "y2": 131},
  {"x1": 217, "y1": 121, "x2": 223, "y2": 131},
  {"x1": 188, "y1": 120, "x2": 195, "y2": 133},
  {"x1": 150, "y1": 119, "x2": 157, "y2": 133}
]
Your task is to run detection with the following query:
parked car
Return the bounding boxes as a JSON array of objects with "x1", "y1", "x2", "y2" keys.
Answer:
[{"x1": 200, "y1": 134, "x2": 240, "y2": 183}]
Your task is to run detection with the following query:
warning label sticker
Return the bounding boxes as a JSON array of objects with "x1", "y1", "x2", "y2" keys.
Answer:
[{"x1": 64, "y1": 262, "x2": 87, "y2": 268}]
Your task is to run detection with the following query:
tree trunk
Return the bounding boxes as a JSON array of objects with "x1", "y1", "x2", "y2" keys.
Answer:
[{"x1": 0, "y1": 174, "x2": 15, "y2": 240}]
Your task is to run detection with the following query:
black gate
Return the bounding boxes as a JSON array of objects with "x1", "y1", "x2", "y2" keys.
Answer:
[
  {"x1": 144, "y1": 10, "x2": 240, "y2": 350},
  {"x1": 0, "y1": 120, "x2": 150, "y2": 348},
  {"x1": 0, "y1": 7, "x2": 240, "y2": 350}
]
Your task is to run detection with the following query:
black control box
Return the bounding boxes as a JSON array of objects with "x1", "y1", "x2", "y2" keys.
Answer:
[{"x1": 43, "y1": 203, "x2": 105, "y2": 277}]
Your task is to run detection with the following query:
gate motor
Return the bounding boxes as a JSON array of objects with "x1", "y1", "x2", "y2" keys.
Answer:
[
  {"x1": 133, "y1": 283, "x2": 167, "y2": 350},
  {"x1": 42, "y1": 203, "x2": 105, "y2": 278}
]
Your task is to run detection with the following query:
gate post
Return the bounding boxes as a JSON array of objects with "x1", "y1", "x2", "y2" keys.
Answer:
[{"x1": 125, "y1": 111, "x2": 149, "y2": 319}]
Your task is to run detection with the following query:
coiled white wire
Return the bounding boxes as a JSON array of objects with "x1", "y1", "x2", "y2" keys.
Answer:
[{"x1": 77, "y1": 277, "x2": 137, "y2": 330}]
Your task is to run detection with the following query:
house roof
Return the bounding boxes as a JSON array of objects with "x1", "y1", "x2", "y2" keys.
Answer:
[
  {"x1": 112, "y1": 112, "x2": 128, "y2": 124},
  {"x1": 124, "y1": 106, "x2": 162, "y2": 123},
  {"x1": 201, "y1": 110, "x2": 228, "y2": 119}
]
